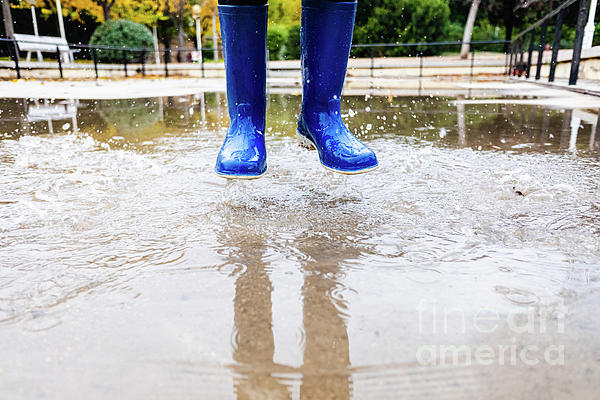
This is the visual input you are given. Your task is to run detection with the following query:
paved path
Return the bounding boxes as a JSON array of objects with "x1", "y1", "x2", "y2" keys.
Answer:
[
  {"x1": 0, "y1": 78, "x2": 225, "y2": 99},
  {"x1": 0, "y1": 77, "x2": 599, "y2": 110}
]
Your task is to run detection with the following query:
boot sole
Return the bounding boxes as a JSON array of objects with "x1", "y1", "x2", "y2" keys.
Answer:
[
  {"x1": 296, "y1": 131, "x2": 379, "y2": 175},
  {"x1": 215, "y1": 169, "x2": 268, "y2": 180},
  {"x1": 322, "y1": 163, "x2": 379, "y2": 175}
]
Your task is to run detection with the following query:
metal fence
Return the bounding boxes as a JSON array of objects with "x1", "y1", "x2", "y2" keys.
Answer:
[
  {"x1": 349, "y1": 40, "x2": 508, "y2": 78},
  {"x1": 0, "y1": 37, "x2": 221, "y2": 79},
  {"x1": 1, "y1": 36, "x2": 514, "y2": 81},
  {"x1": 506, "y1": 0, "x2": 591, "y2": 85}
]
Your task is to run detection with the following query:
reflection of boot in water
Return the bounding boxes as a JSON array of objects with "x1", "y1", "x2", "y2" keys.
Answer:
[
  {"x1": 220, "y1": 205, "x2": 290, "y2": 399},
  {"x1": 300, "y1": 262, "x2": 351, "y2": 400},
  {"x1": 297, "y1": 227, "x2": 360, "y2": 400},
  {"x1": 233, "y1": 261, "x2": 290, "y2": 400},
  {"x1": 294, "y1": 184, "x2": 380, "y2": 399}
]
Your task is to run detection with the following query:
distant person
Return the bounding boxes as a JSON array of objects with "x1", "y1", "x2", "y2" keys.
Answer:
[{"x1": 215, "y1": 0, "x2": 378, "y2": 179}]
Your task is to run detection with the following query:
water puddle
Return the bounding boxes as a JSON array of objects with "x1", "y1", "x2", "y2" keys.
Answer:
[{"x1": 1, "y1": 94, "x2": 599, "y2": 399}]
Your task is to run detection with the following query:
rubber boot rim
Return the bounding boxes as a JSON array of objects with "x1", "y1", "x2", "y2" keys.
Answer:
[{"x1": 215, "y1": 168, "x2": 268, "y2": 180}]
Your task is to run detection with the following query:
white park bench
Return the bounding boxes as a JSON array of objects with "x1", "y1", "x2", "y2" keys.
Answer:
[{"x1": 13, "y1": 33, "x2": 77, "y2": 63}]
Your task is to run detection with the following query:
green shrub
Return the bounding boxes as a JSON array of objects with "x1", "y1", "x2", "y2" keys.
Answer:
[
  {"x1": 423, "y1": 19, "x2": 505, "y2": 55},
  {"x1": 284, "y1": 24, "x2": 301, "y2": 60},
  {"x1": 559, "y1": 25, "x2": 576, "y2": 49},
  {"x1": 267, "y1": 25, "x2": 289, "y2": 60},
  {"x1": 433, "y1": 21, "x2": 464, "y2": 54},
  {"x1": 472, "y1": 20, "x2": 505, "y2": 52},
  {"x1": 90, "y1": 19, "x2": 154, "y2": 63},
  {"x1": 353, "y1": 0, "x2": 451, "y2": 57}
]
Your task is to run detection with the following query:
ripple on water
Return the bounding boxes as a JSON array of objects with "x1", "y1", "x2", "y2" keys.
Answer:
[
  {"x1": 494, "y1": 285, "x2": 541, "y2": 305},
  {"x1": 1, "y1": 128, "x2": 600, "y2": 320},
  {"x1": 404, "y1": 267, "x2": 444, "y2": 284},
  {"x1": 1, "y1": 96, "x2": 600, "y2": 399}
]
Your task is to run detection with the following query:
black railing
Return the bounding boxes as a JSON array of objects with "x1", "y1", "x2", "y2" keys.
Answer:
[
  {"x1": 507, "y1": 0, "x2": 592, "y2": 85},
  {"x1": 350, "y1": 40, "x2": 508, "y2": 78},
  {"x1": 1, "y1": 37, "x2": 510, "y2": 81},
  {"x1": 0, "y1": 37, "x2": 221, "y2": 80}
]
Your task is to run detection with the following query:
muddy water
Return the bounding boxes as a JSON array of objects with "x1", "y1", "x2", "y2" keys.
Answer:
[{"x1": 1, "y1": 94, "x2": 600, "y2": 399}]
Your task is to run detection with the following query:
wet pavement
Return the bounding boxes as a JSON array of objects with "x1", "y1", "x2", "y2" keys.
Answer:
[{"x1": 1, "y1": 92, "x2": 600, "y2": 399}]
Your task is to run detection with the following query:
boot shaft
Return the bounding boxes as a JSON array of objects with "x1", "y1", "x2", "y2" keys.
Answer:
[
  {"x1": 300, "y1": 0, "x2": 357, "y2": 112},
  {"x1": 218, "y1": 4, "x2": 268, "y2": 131}
]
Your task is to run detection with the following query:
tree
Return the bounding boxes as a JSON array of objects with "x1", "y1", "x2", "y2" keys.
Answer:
[
  {"x1": 94, "y1": 0, "x2": 115, "y2": 21},
  {"x1": 112, "y1": 0, "x2": 166, "y2": 62},
  {"x1": 1, "y1": 0, "x2": 15, "y2": 37},
  {"x1": 353, "y1": 0, "x2": 452, "y2": 56},
  {"x1": 268, "y1": 0, "x2": 300, "y2": 26},
  {"x1": 460, "y1": 0, "x2": 481, "y2": 58},
  {"x1": 164, "y1": 0, "x2": 190, "y2": 59},
  {"x1": 112, "y1": 0, "x2": 165, "y2": 26},
  {"x1": 193, "y1": 0, "x2": 219, "y2": 60},
  {"x1": 38, "y1": 0, "x2": 161, "y2": 23},
  {"x1": 197, "y1": 0, "x2": 217, "y2": 40}
]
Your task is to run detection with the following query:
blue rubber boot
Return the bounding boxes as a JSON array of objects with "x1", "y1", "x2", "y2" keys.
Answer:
[
  {"x1": 297, "y1": 0, "x2": 378, "y2": 174},
  {"x1": 215, "y1": 4, "x2": 268, "y2": 179}
]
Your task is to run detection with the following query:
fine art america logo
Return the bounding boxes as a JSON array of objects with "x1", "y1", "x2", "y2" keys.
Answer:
[{"x1": 415, "y1": 299, "x2": 566, "y2": 366}]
